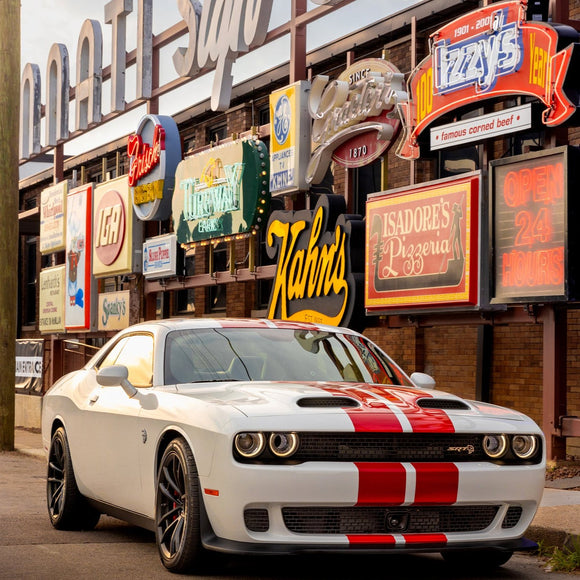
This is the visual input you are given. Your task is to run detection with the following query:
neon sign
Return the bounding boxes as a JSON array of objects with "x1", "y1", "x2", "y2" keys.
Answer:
[
  {"x1": 173, "y1": 139, "x2": 269, "y2": 245},
  {"x1": 398, "y1": 1, "x2": 580, "y2": 159},
  {"x1": 490, "y1": 147, "x2": 579, "y2": 303},
  {"x1": 129, "y1": 114, "x2": 181, "y2": 222}
]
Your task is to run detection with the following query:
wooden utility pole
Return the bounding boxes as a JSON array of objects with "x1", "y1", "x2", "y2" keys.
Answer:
[{"x1": 0, "y1": 0, "x2": 20, "y2": 451}]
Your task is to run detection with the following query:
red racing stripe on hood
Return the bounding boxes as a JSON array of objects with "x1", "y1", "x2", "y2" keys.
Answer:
[{"x1": 322, "y1": 384, "x2": 456, "y2": 433}]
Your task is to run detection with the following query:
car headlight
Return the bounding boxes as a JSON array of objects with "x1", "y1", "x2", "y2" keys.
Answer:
[
  {"x1": 269, "y1": 432, "x2": 299, "y2": 458},
  {"x1": 511, "y1": 434, "x2": 538, "y2": 459},
  {"x1": 483, "y1": 434, "x2": 508, "y2": 458},
  {"x1": 234, "y1": 432, "x2": 266, "y2": 458}
]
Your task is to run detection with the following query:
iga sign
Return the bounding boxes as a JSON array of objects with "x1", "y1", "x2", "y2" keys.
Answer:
[
  {"x1": 93, "y1": 176, "x2": 142, "y2": 278},
  {"x1": 128, "y1": 114, "x2": 181, "y2": 221},
  {"x1": 173, "y1": 139, "x2": 270, "y2": 245},
  {"x1": 266, "y1": 195, "x2": 364, "y2": 329},
  {"x1": 366, "y1": 173, "x2": 480, "y2": 312},
  {"x1": 490, "y1": 146, "x2": 580, "y2": 303},
  {"x1": 398, "y1": 0, "x2": 580, "y2": 159},
  {"x1": 306, "y1": 59, "x2": 407, "y2": 184}
]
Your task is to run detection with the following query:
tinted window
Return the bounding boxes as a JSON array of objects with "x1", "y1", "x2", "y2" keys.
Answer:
[
  {"x1": 98, "y1": 333, "x2": 154, "y2": 388},
  {"x1": 164, "y1": 327, "x2": 410, "y2": 386}
]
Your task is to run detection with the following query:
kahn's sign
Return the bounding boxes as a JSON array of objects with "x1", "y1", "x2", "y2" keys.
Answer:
[
  {"x1": 306, "y1": 59, "x2": 407, "y2": 184},
  {"x1": 128, "y1": 114, "x2": 181, "y2": 221},
  {"x1": 366, "y1": 173, "x2": 481, "y2": 312},
  {"x1": 173, "y1": 139, "x2": 269, "y2": 245},
  {"x1": 266, "y1": 195, "x2": 364, "y2": 329},
  {"x1": 398, "y1": 1, "x2": 580, "y2": 159}
]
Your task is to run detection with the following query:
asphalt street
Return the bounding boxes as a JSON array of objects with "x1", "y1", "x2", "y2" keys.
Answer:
[{"x1": 1, "y1": 449, "x2": 578, "y2": 579}]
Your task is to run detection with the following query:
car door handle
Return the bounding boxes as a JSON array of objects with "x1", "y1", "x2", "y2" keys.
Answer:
[{"x1": 89, "y1": 393, "x2": 99, "y2": 404}]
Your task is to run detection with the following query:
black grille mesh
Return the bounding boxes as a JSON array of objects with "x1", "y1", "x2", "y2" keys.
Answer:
[
  {"x1": 282, "y1": 505, "x2": 500, "y2": 535},
  {"x1": 502, "y1": 506, "x2": 523, "y2": 529},
  {"x1": 294, "y1": 433, "x2": 484, "y2": 462},
  {"x1": 244, "y1": 508, "x2": 270, "y2": 532}
]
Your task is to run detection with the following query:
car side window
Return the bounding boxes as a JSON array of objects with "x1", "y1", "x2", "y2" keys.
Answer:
[{"x1": 98, "y1": 334, "x2": 154, "y2": 388}]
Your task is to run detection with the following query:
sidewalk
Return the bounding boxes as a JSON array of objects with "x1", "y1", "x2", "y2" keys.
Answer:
[{"x1": 12, "y1": 427, "x2": 580, "y2": 551}]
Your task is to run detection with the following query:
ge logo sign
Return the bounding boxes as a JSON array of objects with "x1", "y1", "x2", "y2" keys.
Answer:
[{"x1": 273, "y1": 94, "x2": 291, "y2": 146}]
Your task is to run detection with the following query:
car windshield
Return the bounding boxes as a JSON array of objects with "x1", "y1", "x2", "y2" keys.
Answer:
[{"x1": 164, "y1": 327, "x2": 411, "y2": 386}]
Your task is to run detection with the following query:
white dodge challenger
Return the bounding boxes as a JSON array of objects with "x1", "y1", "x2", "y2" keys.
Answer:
[{"x1": 42, "y1": 318, "x2": 545, "y2": 574}]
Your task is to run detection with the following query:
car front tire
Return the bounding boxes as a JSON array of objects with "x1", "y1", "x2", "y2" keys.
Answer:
[
  {"x1": 155, "y1": 437, "x2": 208, "y2": 573},
  {"x1": 47, "y1": 426, "x2": 101, "y2": 530}
]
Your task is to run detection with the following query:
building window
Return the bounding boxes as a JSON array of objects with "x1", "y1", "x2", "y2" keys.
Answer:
[
  {"x1": 25, "y1": 236, "x2": 37, "y2": 325},
  {"x1": 208, "y1": 242, "x2": 227, "y2": 312},
  {"x1": 207, "y1": 124, "x2": 227, "y2": 146},
  {"x1": 176, "y1": 289, "x2": 195, "y2": 314},
  {"x1": 350, "y1": 158, "x2": 383, "y2": 216}
]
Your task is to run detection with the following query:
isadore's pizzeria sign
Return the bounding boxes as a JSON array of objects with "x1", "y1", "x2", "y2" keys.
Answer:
[{"x1": 397, "y1": 0, "x2": 580, "y2": 159}]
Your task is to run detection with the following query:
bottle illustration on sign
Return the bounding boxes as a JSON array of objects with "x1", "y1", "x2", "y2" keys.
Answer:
[{"x1": 67, "y1": 235, "x2": 84, "y2": 308}]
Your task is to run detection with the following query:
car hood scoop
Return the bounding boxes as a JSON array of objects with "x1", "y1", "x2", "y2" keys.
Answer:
[
  {"x1": 416, "y1": 398, "x2": 471, "y2": 410},
  {"x1": 296, "y1": 396, "x2": 360, "y2": 408}
]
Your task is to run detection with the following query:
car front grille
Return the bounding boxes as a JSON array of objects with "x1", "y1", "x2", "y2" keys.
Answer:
[
  {"x1": 281, "y1": 505, "x2": 500, "y2": 535},
  {"x1": 294, "y1": 433, "x2": 486, "y2": 462}
]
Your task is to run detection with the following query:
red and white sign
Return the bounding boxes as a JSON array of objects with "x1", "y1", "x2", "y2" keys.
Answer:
[
  {"x1": 431, "y1": 104, "x2": 532, "y2": 150},
  {"x1": 366, "y1": 173, "x2": 480, "y2": 311},
  {"x1": 398, "y1": 1, "x2": 580, "y2": 159},
  {"x1": 306, "y1": 59, "x2": 406, "y2": 184}
]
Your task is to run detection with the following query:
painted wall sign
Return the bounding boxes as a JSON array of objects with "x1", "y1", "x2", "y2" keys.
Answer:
[
  {"x1": 65, "y1": 184, "x2": 95, "y2": 331},
  {"x1": 307, "y1": 58, "x2": 407, "y2": 184},
  {"x1": 398, "y1": 1, "x2": 580, "y2": 159},
  {"x1": 366, "y1": 173, "x2": 480, "y2": 311},
  {"x1": 266, "y1": 194, "x2": 364, "y2": 329},
  {"x1": 128, "y1": 114, "x2": 182, "y2": 221},
  {"x1": 39, "y1": 265, "x2": 66, "y2": 334},
  {"x1": 490, "y1": 146, "x2": 580, "y2": 303},
  {"x1": 40, "y1": 181, "x2": 67, "y2": 254},
  {"x1": 20, "y1": 0, "x2": 274, "y2": 158},
  {"x1": 143, "y1": 234, "x2": 178, "y2": 279},
  {"x1": 93, "y1": 176, "x2": 142, "y2": 278},
  {"x1": 431, "y1": 104, "x2": 532, "y2": 151},
  {"x1": 98, "y1": 290, "x2": 130, "y2": 332},
  {"x1": 173, "y1": 139, "x2": 270, "y2": 245},
  {"x1": 269, "y1": 81, "x2": 311, "y2": 194}
]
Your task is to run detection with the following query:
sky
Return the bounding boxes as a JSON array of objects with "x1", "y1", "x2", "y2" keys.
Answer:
[{"x1": 19, "y1": 0, "x2": 422, "y2": 174}]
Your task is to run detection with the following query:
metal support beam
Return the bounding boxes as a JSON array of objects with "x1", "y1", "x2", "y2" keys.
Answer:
[{"x1": 543, "y1": 305, "x2": 567, "y2": 460}]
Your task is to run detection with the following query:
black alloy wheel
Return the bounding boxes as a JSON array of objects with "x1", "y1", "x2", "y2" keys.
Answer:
[
  {"x1": 47, "y1": 426, "x2": 100, "y2": 530},
  {"x1": 155, "y1": 437, "x2": 207, "y2": 573}
]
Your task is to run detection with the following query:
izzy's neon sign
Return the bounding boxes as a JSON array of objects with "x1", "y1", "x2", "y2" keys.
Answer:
[
  {"x1": 434, "y1": 8, "x2": 522, "y2": 95},
  {"x1": 398, "y1": 0, "x2": 580, "y2": 160}
]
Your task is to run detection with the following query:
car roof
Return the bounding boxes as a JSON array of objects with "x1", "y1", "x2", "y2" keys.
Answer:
[{"x1": 123, "y1": 318, "x2": 359, "y2": 335}]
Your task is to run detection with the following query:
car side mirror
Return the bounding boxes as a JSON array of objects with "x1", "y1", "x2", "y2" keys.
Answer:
[
  {"x1": 410, "y1": 372, "x2": 436, "y2": 390},
  {"x1": 97, "y1": 365, "x2": 138, "y2": 398}
]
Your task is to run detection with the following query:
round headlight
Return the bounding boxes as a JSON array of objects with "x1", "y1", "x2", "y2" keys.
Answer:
[
  {"x1": 269, "y1": 432, "x2": 299, "y2": 458},
  {"x1": 234, "y1": 432, "x2": 266, "y2": 458},
  {"x1": 512, "y1": 435, "x2": 538, "y2": 459},
  {"x1": 483, "y1": 434, "x2": 508, "y2": 458}
]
